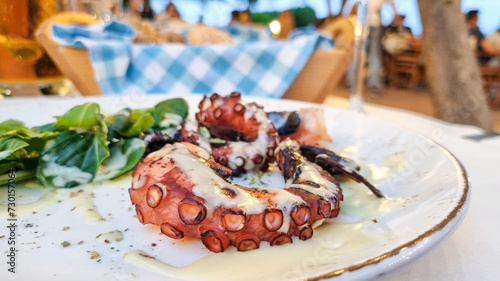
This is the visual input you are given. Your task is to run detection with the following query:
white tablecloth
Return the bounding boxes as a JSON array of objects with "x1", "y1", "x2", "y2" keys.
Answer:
[{"x1": 1, "y1": 96, "x2": 499, "y2": 281}]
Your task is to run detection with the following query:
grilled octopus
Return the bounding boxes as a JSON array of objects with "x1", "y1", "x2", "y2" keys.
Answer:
[{"x1": 129, "y1": 93, "x2": 382, "y2": 253}]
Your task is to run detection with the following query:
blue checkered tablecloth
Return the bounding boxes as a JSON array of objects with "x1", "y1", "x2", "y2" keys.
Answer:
[{"x1": 52, "y1": 21, "x2": 333, "y2": 98}]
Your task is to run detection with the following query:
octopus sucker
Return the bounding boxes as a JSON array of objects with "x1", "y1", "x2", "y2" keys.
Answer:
[
  {"x1": 161, "y1": 222, "x2": 184, "y2": 239},
  {"x1": 201, "y1": 230, "x2": 230, "y2": 253},
  {"x1": 290, "y1": 204, "x2": 312, "y2": 226},
  {"x1": 298, "y1": 227, "x2": 314, "y2": 241},
  {"x1": 235, "y1": 235, "x2": 260, "y2": 251},
  {"x1": 222, "y1": 209, "x2": 246, "y2": 231},
  {"x1": 129, "y1": 93, "x2": 381, "y2": 253},
  {"x1": 317, "y1": 198, "x2": 333, "y2": 218},
  {"x1": 269, "y1": 233, "x2": 293, "y2": 246},
  {"x1": 263, "y1": 208, "x2": 284, "y2": 232},
  {"x1": 178, "y1": 197, "x2": 207, "y2": 225},
  {"x1": 146, "y1": 183, "x2": 167, "y2": 208}
]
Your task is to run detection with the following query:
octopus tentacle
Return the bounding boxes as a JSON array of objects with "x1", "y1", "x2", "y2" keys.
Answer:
[
  {"x1": 195, "y1": 93, "x2": 279, "y2": 174},
  {"x1": 300, "y1": 144, "x2": 384, "y2": 198}
]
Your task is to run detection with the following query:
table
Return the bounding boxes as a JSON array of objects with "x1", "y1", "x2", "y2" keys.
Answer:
[{"x1": 1, "y1": 95, "x2": 499, "y2": 281}]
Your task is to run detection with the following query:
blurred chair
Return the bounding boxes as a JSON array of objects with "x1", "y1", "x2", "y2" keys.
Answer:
[
  {"x1": 386, "y1": 52, "x2": 421, "y2": 89},
  {"x1": 479, "y1": 65, "x2": 500, "y2": 109}
]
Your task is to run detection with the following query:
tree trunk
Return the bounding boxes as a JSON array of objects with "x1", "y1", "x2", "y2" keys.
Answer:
[{"x1": 418, "y1": 0, "x2": 492, "y2": 130}]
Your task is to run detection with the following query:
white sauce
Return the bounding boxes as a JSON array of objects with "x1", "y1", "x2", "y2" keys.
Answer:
[
  {"x1": 71, "y1": 186, "x2": 106, "y2": 223},
  {"x1": 160, "y1": 113, "x2": 183, "y2": 128},
  {"x1": 96, "y1": 230, "x2": 124, "y2": 243},
  {"x1": 0, "y1": 183, "x2": 67, "y2": 218},
  {"x1": 41, "y1": 154, "x2": 93, "y2": 187},
  {"x1": 225, "y1": 131, "x2": 270, "y2": 171},
  {"x1": 95, "y1": 140, "x2": 144, "y2": 182},
  {"x1": 167, "y1": 143, "x2": 303, "y2": 219}
]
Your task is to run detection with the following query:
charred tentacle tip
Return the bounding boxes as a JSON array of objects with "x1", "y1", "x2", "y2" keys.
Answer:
[
  {"x1": 316, "y1": 154, "x2": 384, "y2": 198},
  {"x1": 300, "y1": 145, "x2": 385, "y2": 198}
]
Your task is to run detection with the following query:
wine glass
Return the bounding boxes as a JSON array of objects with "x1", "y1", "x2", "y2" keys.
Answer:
[{"x1": 349, "y1": 0, "x2": 370, "y2": 113}]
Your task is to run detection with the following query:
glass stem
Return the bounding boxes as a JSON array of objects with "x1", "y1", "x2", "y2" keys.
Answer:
[{"x1": 349, "y1": 0, "x2": 369, "y2": 112}]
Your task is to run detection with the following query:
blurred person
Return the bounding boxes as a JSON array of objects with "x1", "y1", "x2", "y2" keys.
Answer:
[
  {"x1": 230, "y1": 10, "x2": 252, "y2": 25},
  {"x1": 466, "y1": 10, "x2": 500, "y2": 64},
  {"x1": 366, "y1": 0, "x2": 397, "y2": 93},
  {"x1": 382, "y1": 14, "x2": 420, "y2": 55},
  {"x1": 486, "y1": 28, "x2": 500, "y2": 66},
  {"x1": 165, "y1": 2, "x2": 180, "y2": 19},
  {"x1": 274, "y1": 10, "x2": 295, "y2": 39},
  {"x1": 231, "y1": 10, "x2": 240, "y2": 24}
]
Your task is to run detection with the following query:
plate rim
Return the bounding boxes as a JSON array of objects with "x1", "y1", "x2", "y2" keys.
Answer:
[{"x1": 306, "y1": 141, "x2": 470, "y2": 281}]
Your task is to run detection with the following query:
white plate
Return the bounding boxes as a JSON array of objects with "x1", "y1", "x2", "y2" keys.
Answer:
[{"x1": 0, "y1": 95, "x2": 469, "y2": 281}]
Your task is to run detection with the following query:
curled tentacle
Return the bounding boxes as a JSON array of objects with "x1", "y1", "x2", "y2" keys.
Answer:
[
  {"x1": 195, "y1": 93, "x2": 279, "y2": 174},
  {"x1": 300, "y1": 144, "x2": 384, "y2": 198}
]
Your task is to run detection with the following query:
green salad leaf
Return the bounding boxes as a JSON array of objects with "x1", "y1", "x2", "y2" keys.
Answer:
[
  {"x1": 0, "y1": 119, "x2": 58, "y2": 140},
  {"x1": 0, "y1": 138, "x2": 29, "y2": 161},
  {"x1": 37, "y1": 130, "x2": 110, "y2": 188},
  {"x1": 55, "y1": 103, "x2": 102, "y2": 128},
  {"x1": 95, "y1": 138, "x2": 146, "y2": 182},
  {"x1": 106, "y1": 108, "x2": 155, "y2": 138},
  {"x1": 152, "y1": 98, "x2": 189, "y2": 127},
  {"x1": 0, "y1": 119, "x2": 27, "y2": 136}
]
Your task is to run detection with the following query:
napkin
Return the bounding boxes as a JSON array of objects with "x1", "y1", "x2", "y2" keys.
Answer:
[{"x1": 51, "y1": 21, "x2": 333, "y2": 97}]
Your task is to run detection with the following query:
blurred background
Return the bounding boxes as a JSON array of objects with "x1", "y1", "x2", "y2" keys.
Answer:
[{"x1": 145, "y1": 0, "x2": 500, "y2": 35}]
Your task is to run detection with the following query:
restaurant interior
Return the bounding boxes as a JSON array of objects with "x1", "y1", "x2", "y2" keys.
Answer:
[{"x1": 0, "y1": 1, "x2": 499, "y2": 281}]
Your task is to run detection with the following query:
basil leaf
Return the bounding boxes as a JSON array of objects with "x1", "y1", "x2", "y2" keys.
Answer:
[
  {"x1": 55, "y1": 103, "x2": 101, "y2": 128},
  {"x1": 152, "y1": 98, "x2": 189, "y2": 126},
  {"x1": 120, "y1": 110, "x2": 155, "y2": 137},
  {"x1": 0, "y1": 119, "x2": 27, "y2": 136},
  {"x1": 0, "y1": 138, "x2": 29, "y2": 161},
  {"x1": 37, "y1": 130, "x2": 110, "y2": 188},
  {"x1": 0, "y1": 119, "x2": 58, "y2": 139},
  {"x1": 106, "y1": 109, "x2": 155, "y2": 138},
  {"x1": 95, "y1": 138, "x2": 146, "y2": 182}
]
